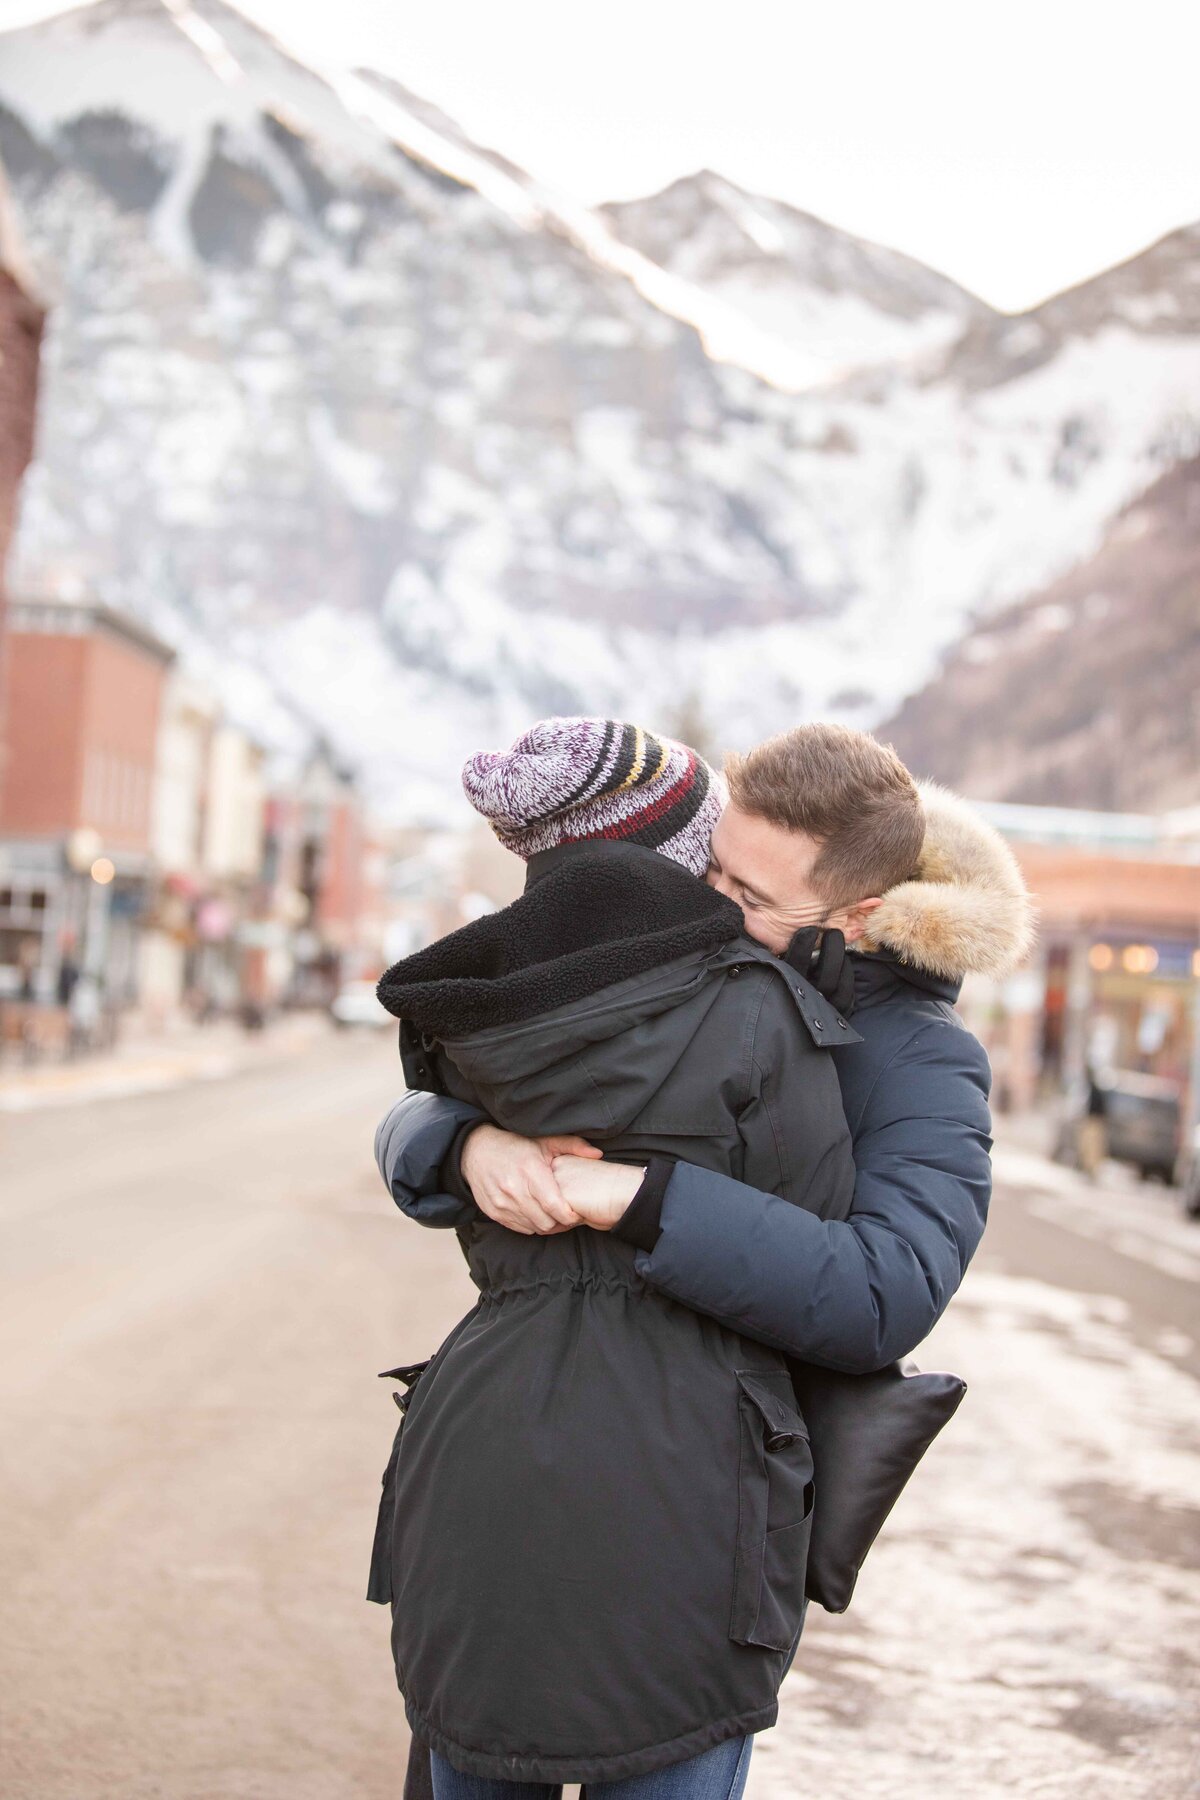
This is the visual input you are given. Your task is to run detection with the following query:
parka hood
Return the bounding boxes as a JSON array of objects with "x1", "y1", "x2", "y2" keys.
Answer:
[
  {"x1": 857, "y1": 782, "x2": 1035, "y2": 982},
  {"x1": 376, "y1": 840, "x2": 743, "y2": 1045},
  {"x1": 375, "y1": 838, "x2": 854, "y2": 1136}
]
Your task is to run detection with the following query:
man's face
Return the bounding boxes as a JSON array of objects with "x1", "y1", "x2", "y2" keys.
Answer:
[{"x1": 704, "y1": 804, "x2": 882, "y2": 956}]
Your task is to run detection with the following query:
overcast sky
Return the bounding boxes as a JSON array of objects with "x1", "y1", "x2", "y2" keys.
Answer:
[{"x1": 4, "y1": 0, "x2": 1199, "y2": 310}]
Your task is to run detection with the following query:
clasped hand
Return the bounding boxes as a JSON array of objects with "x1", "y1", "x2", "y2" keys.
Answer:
[{"x1": 460, "y1": 1124, "x2": 644, "y2": 1235}]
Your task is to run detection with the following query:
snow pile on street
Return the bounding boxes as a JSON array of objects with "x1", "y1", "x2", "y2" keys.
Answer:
[{"x1": 756, "y1": 1270, "x2": 1200, "y2": 1798}]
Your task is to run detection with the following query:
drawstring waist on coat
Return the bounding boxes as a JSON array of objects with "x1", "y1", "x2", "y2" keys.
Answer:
[{"x1": 476, "y1": 1270, "x2": 651, "y2": 1302}]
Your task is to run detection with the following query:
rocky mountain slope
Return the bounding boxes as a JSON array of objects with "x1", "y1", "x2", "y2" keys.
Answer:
[
  {"x1": 924, "y1": 218, "x2": 1200, "y2": 395},
  {"x1": 601, "y1": 170, "x2": 988, "y2": 386},
  {"x1": 883, "y1": 455, "x2": 1200, "y2": 811},
  {"x1": 1, "y1": 0, "x2": 1198, "y2": 820}
]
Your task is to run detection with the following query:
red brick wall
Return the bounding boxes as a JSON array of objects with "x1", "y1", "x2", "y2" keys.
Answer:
[
  {"x1": 0, "y1": 632, "x2": 87, "y2": 834},
  {"x1": 0, "y1": 263, "x2": 47, "y2": 818},
  {"x1": 0, "y1": 268, "x2": 42, "y2": 581},
  {"x1": 318, "y1": 795, "x2": 364, "y2": 934},
  {"x1": 0, "y1": 624, "x2": 165, "y2": 848},
  {"x1": 78, "y1": 630, "x2": 163, "y2": 852}
]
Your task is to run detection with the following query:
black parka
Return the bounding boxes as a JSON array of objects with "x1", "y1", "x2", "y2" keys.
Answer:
[{"x1": 369, "y1": 841, "x2": 858, "y2": 1785}]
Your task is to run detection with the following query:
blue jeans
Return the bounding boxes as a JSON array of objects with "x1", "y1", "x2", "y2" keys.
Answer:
[{"x1": 429, "y1": 1735, "x2": 753, "y2": 1800}]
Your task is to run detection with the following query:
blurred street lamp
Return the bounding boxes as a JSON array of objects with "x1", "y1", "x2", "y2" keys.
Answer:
[
  {"x1": 65, "y1": 826, "x2": 102, "y2": 873},
  {"x1": 64, "y1": 827, "x2": 107, "y2": 978}
]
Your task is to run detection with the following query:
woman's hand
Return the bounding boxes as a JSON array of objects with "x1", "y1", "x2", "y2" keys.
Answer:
[
  {"x1": 550, "y1": 1155, "x2": 645, "y2": 1230},
  {"x1": 461, "y1": 1125, "x2": 603, "y2": 1235}
]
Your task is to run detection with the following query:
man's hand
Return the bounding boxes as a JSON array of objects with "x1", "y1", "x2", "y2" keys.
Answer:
[
  {"x1": 550, "y1": 1155, "x2": 645, "y2": 1231},
  {"x1": 461, "y1": 1125, "x2": 603, "y2": 1235}
]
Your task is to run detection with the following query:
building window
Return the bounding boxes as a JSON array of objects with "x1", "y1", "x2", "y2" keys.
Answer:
[{"x1": 0, "y1": 882, "x2": 55, "y2": 925}]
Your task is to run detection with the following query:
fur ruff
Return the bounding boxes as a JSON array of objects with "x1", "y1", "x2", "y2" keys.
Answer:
[{"x1": 858, "y1": 782, "x2": 1036, "y2": 981}]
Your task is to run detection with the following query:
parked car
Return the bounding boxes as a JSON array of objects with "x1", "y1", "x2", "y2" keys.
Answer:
[
  {"x1": 1053, "y1": 1069, "x2": 1182, "y2": 1184},
  {"x1": 329, "y1": 980, "x2": 391, "y2": 1029}
]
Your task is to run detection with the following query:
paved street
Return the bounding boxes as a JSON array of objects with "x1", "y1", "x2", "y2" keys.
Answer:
[
  {"x1": 1, "y1": 1029, "x2": 1197, "y2": 1799},
  {"x1": 758, "y1": 1133, "x2": 1200, "y2": 1800}
]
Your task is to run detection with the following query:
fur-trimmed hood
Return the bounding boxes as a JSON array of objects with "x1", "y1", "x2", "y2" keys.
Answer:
[{"x1": 858, "y1": 782, "x2": 1035, "y2": 982}]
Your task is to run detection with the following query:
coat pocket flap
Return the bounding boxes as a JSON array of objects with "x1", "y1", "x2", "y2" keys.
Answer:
[
  {"x1": 730, "y1": 1368, "x2": 814, "y2": 1650},
  {"x1": 735, "y1": 1370, "x2": 809, "y2": 1448}
]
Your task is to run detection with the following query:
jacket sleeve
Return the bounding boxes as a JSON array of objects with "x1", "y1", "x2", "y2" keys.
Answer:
[
  {"x1": 374, "y1": 1090, "x2": 487, "y2": 1229},
  {"x1": 621, "y1": 1022, "x2": 993, "y2": 1374}
]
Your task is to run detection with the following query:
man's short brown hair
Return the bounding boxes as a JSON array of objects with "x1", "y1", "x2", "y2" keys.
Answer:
[{"x1": 725, "y1": 723, "x2": 924, "y2": 904}]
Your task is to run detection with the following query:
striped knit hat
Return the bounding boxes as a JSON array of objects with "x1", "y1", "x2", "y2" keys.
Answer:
[{"x1": 462, "y1": 717, "x2": 726, "y2": 878}]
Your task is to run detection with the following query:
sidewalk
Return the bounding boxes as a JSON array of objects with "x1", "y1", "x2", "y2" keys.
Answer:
[
  {"x1": 0, "y1": 1010, "x2": 330, "y2": 1111},
  {"x1": 990, "y1": 1108, "x2": 1200, "y2": 1288}
]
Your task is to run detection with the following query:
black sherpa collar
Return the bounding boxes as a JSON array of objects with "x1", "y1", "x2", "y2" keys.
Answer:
[{"x1": 376, "y1": 842, "x2": 744, "y2": 1040}]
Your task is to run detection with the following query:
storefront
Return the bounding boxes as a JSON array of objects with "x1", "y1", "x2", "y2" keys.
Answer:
[
  {"x1": 957, "y1": 805, "x2": 1200, "y2": 1121},
  {"x1": 1080, "y1": 937, "x2": 1198, "y2": 1086}
]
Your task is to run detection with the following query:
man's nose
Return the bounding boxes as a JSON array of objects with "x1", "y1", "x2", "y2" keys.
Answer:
[{"x1": 705, "y1": 869, "x2": 734, "y2": 900}]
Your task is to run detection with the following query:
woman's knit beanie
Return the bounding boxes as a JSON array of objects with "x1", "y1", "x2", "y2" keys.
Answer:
[{"x1": 462, "y1": 716, "x2": 726, "y2": 878}]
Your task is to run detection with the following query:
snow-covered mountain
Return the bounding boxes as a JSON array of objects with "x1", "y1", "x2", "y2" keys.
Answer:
[
  {"x1": 601, "y1": 170, "x2": 989, "y2": 387},
  {"x1": 1, "y1": 0, "x2": 1198, "y2": 822},
  {"x1": 883, "y1": 454, "x2": 1200, "y2": 812},
  {"x1": 925, "y1": 218, "x2": 1200, "y2": 394}
]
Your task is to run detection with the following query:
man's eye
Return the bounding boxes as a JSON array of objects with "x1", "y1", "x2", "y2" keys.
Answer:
[{"x1": 739, "y1": 892, "x2": 760, "y2": 910}]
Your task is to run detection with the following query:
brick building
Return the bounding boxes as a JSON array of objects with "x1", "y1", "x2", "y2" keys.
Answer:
[
  {"x1": 0, "y1": 159, "x2": 46, "y2": 822},
  {"x1": 137, "y1": 667, "x2": 269, "y2": 1026},
  {"x1": 261, "y1": 740, "x2": 376, "y2": 1005},
  {"x1": 959, "y1": 803, "x2": 1200, "y2": 1136},
  {"x1": 0, "y1": 596, "x2": 174, "y2": 1012}
]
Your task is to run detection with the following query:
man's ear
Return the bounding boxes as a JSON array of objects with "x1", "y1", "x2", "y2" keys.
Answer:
[{"x1": 838, "y1": 896, "x2": 883, "y2": 945}]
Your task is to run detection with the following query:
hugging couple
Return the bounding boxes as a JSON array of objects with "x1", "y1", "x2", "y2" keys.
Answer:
[{"x1": 368, "y1": 716, "x2": 1032, "y2": 1800}]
